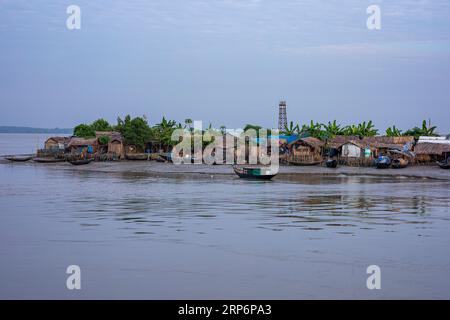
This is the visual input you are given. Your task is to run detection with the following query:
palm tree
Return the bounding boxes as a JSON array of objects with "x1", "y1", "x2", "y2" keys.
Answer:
[
  {"x1": 322, "y1": 120, "x2": 343, "y2": 137},
  {"x1": 301, "y1": 120, "x2": 324, "y2": 139},
  {"x1": 385, "y1": 125, "x2": 402, "y2": 137},
  {"x1": 343, "y1": 121, "x2": 378, "y2": 137},
  {"x1": 282, "y1": 121, "x2": 299, "y2": 136},
  {"x1": 220, "y1": 125, "x2": 226, "y2": 135},
  {"x1": 404, "y1": 120, "x2": 438, "y2": 137}
]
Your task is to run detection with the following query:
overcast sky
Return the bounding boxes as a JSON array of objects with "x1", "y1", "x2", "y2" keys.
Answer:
[{"x1": 1, "y1": 0, "x2": 449, "y2": 133}]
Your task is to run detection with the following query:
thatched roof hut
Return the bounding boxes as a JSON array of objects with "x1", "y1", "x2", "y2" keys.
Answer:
[
  {"x1": 68, "y1": 137, "x2": 98, "y2": 154},
  {"x1": 44, "y1": 136, "x2": 70, "y2": 150},
  {"x1": 414, "y1": 143, "x2": 450, "y2": 155},
  {"x1": 287, "y1": 137, "x2": 324, "y2": 164}
]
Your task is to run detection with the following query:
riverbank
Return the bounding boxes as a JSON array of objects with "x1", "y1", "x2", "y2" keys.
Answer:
[{"x1": 1, "y1": 159, "x2": 449, "y2": 180}]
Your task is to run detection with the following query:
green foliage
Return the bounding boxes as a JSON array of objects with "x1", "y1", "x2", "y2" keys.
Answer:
[
  {"x1": 73, "y1": 124, "x2": 95, "y2": 138},
  {"x1": 301, "y1": 120, "x2": 326, "y2": 139},
  {"x1": 343, "y1": 121, "x2": 378, "y2": 137},
  {"x1": 403, "y1": 120, "x2": 438, "y2": 137},
  {"x1": 91, "y1": 118, "x2": 112, "y2": 132},
  {"x1": 115, "y1": 115, "x2": 152, "y2": 149},
  {"x1": 386, "y1": 125, "x2": 402, "y2": 137},
  {"x1": 243, "y1": 124, "x2": 262, "y2": 132},
  {"x1": 98, "y1": 135, "x2": 110, "y2": 145},
  {"x1": 153, "y1": 117, "x2": 179, "y2": 147},
  {"x1": 321, "y1": 120, "x2": 345, "y2": 137},
  {"x1": 282, "y1": 121, "x2": 299, "y2": 136}
]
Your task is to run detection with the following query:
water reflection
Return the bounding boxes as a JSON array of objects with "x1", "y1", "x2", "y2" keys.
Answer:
[{"x1": 33, "y1": 168, "x2": 448, "y2": 239}]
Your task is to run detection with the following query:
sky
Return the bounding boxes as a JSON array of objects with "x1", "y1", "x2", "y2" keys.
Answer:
[{"x1": 0, "y1": 0, "x2": 449, "y2": 133}]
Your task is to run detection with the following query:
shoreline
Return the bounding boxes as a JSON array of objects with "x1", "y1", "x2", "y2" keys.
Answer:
[{"x1": 1, "y1": 159, "x2": 449, "y2": 181}]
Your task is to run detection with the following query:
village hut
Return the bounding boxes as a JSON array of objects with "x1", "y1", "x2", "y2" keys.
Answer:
[
  {"x1": 327, "y1": 136, "x2": 415, "y2": 166},
  {"x1": 287, "y1": 137, "x2": 324, "y2": 165},
  {"x1": 414, "y1": 142, "x2": 450, "y2": 163},
  {"x1": 95, "y1": 131, "x2": 125, "y2": 159},
  {"x1": 44, "y1": 137, "x2": 70, "y2": 150},
  {"x1": 68, "y1": 137, "x2": 98, "y2": 156}
]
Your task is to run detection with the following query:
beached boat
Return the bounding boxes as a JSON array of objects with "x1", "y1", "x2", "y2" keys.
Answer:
[
  {"x1": 375, "y1": 156, "x2": 391, "y2": 169},
  {"x1": 437, "y1": 159, "x2": 450, "y2": 169},
  {"x1": 69, "y1": 158, "x2": 94, "y2": 166},
  {"x1": 33, "y1": 157, "x2": 66, "y2": 163},
  {"x1": 126, "y1": 153, "x2": 149, "y2": 160},
  {"x1": 159, "y1": 153, "x2": 172, "y2": 162},
  {"x1": 5, "y1": 155, "x2": 33, "y2": 162},
  {"x1": 233, "y1": 166, "x2": 277, "y2": 180},
  {"x1": 391, "y1": 158, "x2": 408, "y2": 169},
  {"x1": 288, "y1": 159, "x2": 321, "y2": 166},
  {"x1": 325, "y1": 159, "x2": 338, "y2": 168}
]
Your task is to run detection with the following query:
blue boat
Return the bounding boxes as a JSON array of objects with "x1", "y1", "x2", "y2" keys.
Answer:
[{"x1": 375, "y1": 155, "x2": 391, "y2": 169}]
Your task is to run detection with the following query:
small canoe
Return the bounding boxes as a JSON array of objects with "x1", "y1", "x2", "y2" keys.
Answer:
[
  {"x1": 69, "y1": 158, "x2": 94, "y2": 166},
  {"x1": 33, "y1": 157, "x2": 66, "y2": 163},
  {"x1": 126, "y1": 153, "x2": 149, "y2": 160},
  {"x1": 325, "y1": 159, "x2": 337, "y2": 168},
  {"x1": 375, "y1": 156, "x2": 391, "y2": 169},
  {"x1": 437, "y1": 161, "x2": 450, "y2": 169},
  {"x1": 159, "y1": 153, "x2": 172, "y2": 162},
  {"x1": 233, "y1": 166, "x2": 277, "y2": 180},
  {"x1": 5, "y1": 155, "x2": 33, "y2": 162},
  {"x1": 391, "y1": 158, "x2": 408, "y2": 169},
  {"x1": 288, "y1": 160, "x2": 321, "y2": 166}
]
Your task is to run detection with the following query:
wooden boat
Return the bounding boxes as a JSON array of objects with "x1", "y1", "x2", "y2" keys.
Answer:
[
  {"x1": 33, "y1": 157, "x2": 66, "y2": 163},
  {"x1": 233, "y1": 166, "x2": 277, "y2": 180},
  {"x1": 288, "y1": 159, "x2": 321, "y2": 166},
  {"x1": 69, "y1": 158, "x2": 94, "y2": 166},
  {"x1": 159, "y1": 153, "x2": 172, "y2": 162},
  {"x1": 126, "y1": 153, "x2": 149, "y2": 160},
  {"x1": 5, "y1": 155, "x2": 33, "y2": 162},
  {"x1": 325, "y1": 159, "x2": 337, "y2": 168},
  {"x1": 391, "y1": 158, "x2": 408, "y2": 169},
  {"x1": 375, "y1": 156, "x2": 391, "y2": 169},
  {"x1": 437, "y1": 160, "x2": 450, "y2": 169}
]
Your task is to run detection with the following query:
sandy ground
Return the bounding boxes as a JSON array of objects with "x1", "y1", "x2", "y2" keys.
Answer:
[{"x1": 1, "y1": 159, "x2": 449, "y2": 180}]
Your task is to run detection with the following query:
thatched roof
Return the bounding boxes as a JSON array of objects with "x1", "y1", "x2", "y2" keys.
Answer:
[
  {"x1": 68, "y1": 137, "x2": 98, "y2": 147},
  {"x1": 45, "y1": 136, "x2": 70, "y2": 144},
  {"x1": 328, "y1": 136, "x2": 414, "y2": 149},
  {"x1": 95, "y1": 131, "x2": 123, "y2": 143},
  {"x1": 289, "y1": 137, "x2": 324, "y2": 149},
  {"x1": 414, "y1": 143, "x2": 450, "y2": 155}
]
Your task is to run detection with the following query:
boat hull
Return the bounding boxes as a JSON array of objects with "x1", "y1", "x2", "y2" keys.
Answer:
[
  {"x1": 5, "y1": 156, "x2": 32, "y2": 162},
  {"x1": 288, "y1": 161, "x2": 321, "y2": 166},
  {"x1": 233, "y1": 166, "x2": 277, "y2": 180},
  {"x1": 33, "y1": 158, "x2": 65, "y2": 163},
  {"x1": 325, "y1": 159, "x2": 337, "y2": 168},
  {"x1": 69, "y1": 159, "x2": 94, "y2": 166},
  {"x1": 391, "y1": 159, "x2": 408, "y2": 169},
  {"x1": 437, "y1": 161, "x2": 450, "y2": 169}
]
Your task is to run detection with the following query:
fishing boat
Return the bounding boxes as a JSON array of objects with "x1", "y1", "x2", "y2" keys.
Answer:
[
  {"x1": 325, "y1": 159, "x2": 338, "y2": 168},
  {"x1": 391, "y1": 158, "x2": 408, "y2": 169},
  {"x1": 158, "y1": 153, "x2": 172, "y2": 162},
  {"x1": 69, "y1": 158, "x2": 94, "y2": 166},
  {"x1": 126, "y1": 153, "x2": 149, "y2": 160},
  {"x1": 287, "y1": 159, "x2": 321, "y2": 166},
  {"x1": 233, "y1": 166, "x2": 278, "y2": 180},
  {"x1": 375, "y1": 155, "x2": 391, "y2": 169},
  {"x1": 437, "y1": 159, "x2": 450, "y2": 169},
  {"x1": 5, "y1": 155, "x2": 33, "y2": 162},
  {"x1": 33, "y1": 157, "x2": 66, "y2": 163}
]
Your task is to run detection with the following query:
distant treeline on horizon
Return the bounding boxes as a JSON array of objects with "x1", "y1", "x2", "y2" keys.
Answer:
[{"x1": 0, "y1": 126, "x2": 73, "y2": 134}]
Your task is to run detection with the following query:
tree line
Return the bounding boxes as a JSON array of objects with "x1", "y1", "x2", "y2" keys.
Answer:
[{"x1": 74, "y1": 116, "x2": 442, "y2": 150}]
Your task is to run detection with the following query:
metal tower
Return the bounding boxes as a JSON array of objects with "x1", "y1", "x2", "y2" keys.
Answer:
[{"x1": 278, "y1": 100, "x2": 287, "y2": 131}]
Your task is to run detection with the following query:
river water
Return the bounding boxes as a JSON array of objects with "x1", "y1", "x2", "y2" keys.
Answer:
[{"x1": 0, "y1": 134, "x2": 449, "y2": 299}]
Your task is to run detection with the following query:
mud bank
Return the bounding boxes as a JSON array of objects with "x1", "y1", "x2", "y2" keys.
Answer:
[{"x1": 1, "y1": 159, "x2": 449, "y2": 181}]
